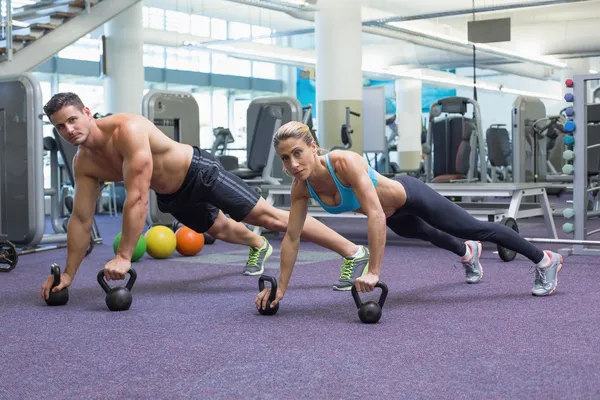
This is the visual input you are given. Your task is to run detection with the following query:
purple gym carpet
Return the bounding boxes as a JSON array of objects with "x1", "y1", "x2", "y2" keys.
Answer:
[{"x1": 1, "y1": 201, "x2": 600, "y2": 399}]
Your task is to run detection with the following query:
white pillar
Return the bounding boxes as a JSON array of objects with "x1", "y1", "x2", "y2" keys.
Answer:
[
  {"x1": 395, "y1": 78, "x2": 423, "y2": 171},
  {"x1": 315, "y1": 0, "x2": 363, "y2": 154},
  {"x1": 103, "y1": 2, "x2": 144, "y2": 114}
]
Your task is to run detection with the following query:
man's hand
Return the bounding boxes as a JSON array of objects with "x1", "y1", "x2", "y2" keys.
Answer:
[
  {"x1": 355, "y1": 272, "x2": 380, "y2": 292},
  {"x1": 104, "y1": 256, "x2": 132, "y2": 281},
  {"x1": 41, "y1": 272, "x2": 72, "y2": 300}
]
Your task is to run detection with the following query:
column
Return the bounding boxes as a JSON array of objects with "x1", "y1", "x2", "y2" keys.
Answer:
[
  {"x1": 103, "y1": 2, "x2": 144, "y2": 114},
  {"x1": 315, "y1": 0, "x2": 363, "y2": 154},
  {"x1": 394, "y1": 78, "x2": 423, "y2": 171}
]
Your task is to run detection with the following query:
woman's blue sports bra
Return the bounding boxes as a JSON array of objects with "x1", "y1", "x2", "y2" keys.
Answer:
[{"x1": 305, "y1": 154, "x2": 378, "y2": 214}]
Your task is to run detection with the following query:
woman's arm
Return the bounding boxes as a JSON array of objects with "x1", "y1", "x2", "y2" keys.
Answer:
[
  {"x1": 255, "y1": 181, "x2": 309, "y2": 311},
  {"x1": 334, "y1": 152, "x2": 387, "y2": 290},
  {"x1": 278, "y1": 182, "x2": 309, "y2": 293}
]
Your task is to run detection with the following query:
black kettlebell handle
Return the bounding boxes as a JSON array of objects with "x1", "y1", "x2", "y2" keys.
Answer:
[
  {"x1": 351, "y1": 281, "x2": 388, "y2": 309},
  {"x1": 50, "y1": 263, "x2": 61, "y2": 288},
  {"x1": 258, "y1": 275, "x2": 278, "y2": 302},
  {"x1": 97, "y1": 268, "x2": 137, "y2": 294}
]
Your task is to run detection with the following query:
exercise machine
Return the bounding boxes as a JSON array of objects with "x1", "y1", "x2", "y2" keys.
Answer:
[
  {"x1": 0, "y1": 73, "x2": 100, "y2": 271},
  {"x1": 331, "y1": 106, "x2": 361, "y2": 151},
  {"x1": 211, "y1": 126, "x2": 238, "y2": 171},
  {"x1": 240, "y1": 96, "x2": 304, "y2": 186},
  {"x1": 424, "y1": 97, "x2": 486, "y2": 183},
  {"x1": 142, "y1": 90, "x2": 200, "y2": 228}
]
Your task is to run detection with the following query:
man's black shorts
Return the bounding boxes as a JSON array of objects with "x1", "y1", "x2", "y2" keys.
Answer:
[{"x1": 156, "y1": 146, "x2": 260, "y2": 233}]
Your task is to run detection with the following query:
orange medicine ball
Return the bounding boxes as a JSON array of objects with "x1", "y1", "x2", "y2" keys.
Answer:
[{"x1": 175, "y1": 226, "x2": 205, "y2": 256}]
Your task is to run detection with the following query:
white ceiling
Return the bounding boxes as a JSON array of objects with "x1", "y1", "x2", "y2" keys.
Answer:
[{"x1": 141, "y1": 0, "x2": 600, "y2": 79}]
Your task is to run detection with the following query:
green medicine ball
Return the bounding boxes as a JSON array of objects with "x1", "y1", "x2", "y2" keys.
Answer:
[{"x1": 113, "y1": 232, "x2": 147, "y2": 262}]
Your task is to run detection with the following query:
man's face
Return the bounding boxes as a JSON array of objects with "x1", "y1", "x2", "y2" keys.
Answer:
[{"x1": 50, "y1": 105, "x2": 93, "y2": 146}]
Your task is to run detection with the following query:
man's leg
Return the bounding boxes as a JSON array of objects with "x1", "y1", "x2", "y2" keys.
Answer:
[
  {"x1": 242, "y1": 197, "x2": 370, "y2": 290},
  {"x1": 206, "y1": 210, "x2": 264, "y2": 249},
  {"x1": 205, "y1": 210, "x2": 273, "y2": 276}
]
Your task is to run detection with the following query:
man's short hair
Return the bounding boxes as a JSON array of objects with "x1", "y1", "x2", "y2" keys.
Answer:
[{"x1": 43, "y1": 92, "x2": 85, "y2": 119}]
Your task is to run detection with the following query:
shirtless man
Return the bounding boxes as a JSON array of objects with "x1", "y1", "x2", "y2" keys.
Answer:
[{"x1": 40, "y1": 92, "x2": 370, "y2": 300}]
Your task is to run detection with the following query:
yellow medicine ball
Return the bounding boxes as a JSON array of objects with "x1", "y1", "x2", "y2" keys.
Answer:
[{"x1": 144, "y1": 225, "x2": 177, "y2": 259}]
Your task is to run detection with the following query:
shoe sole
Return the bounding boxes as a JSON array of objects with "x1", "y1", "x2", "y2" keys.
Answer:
[
  {"x1": 466, "y1": 241, "x2": 483, "y2": 284},
  {"x1": 532, "y1": 255, "x2": 563, "y2": 296},
  {"x1": 332, "y1": 286, "x2": 352, "y2": 291},
  {"x1": 332, "y1": 260, "x2": 369, "y2": 291},
  {"x1": 243, "y1": 244, "x2": 273, "y2": 276}
]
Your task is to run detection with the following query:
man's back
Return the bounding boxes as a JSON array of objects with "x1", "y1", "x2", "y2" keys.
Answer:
[{"x1": 76, "y1": 113, "x2": 193, "y2": 195}]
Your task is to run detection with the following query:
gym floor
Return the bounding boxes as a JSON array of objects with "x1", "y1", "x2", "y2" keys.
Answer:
[{"x1": 2, "y1": 196, "x2": 600, "y2": 399}]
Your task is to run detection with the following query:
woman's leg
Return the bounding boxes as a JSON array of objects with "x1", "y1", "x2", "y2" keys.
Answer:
[
  {"x1": 397, "y1": 177, "x2": 546, "y2": 264},
  {"x1": 387, "y1": 214, "x2": 466, "y2": 256},
  {"x1": 387, "y1": 214, "x2": 483, "y2": 283}
]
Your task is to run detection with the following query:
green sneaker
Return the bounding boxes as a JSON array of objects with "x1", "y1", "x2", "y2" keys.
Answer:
[
  {"x1": 333, "y1": 246, "x2": 370, "y2": 291},
  {"x1": 243, "y1": 237, "x2": 273, "y2": 276}
]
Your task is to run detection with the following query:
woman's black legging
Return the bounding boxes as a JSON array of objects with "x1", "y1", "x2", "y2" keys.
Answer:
[{"x1": 386, "y1": 176, "x2": 545, "y2": 264}]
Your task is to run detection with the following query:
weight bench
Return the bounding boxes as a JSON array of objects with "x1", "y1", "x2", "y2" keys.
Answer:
[{"x1": 255, "y1": 183, "x2": 558, "y2": 239}]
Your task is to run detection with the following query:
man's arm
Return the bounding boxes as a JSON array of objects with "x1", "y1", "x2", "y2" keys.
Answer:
[
  {"x1": 65, "y1": 158, "x2": 101, "y2": 278},
  {"x1": 336, "y1": 153, "x2": 386, "y2": 277},
  {"x1": 114, "y1": 121, "x2": 153, "y2": 261},
  {"x1": 278, "y1": 181, "x2": 310, "y2": 293}
]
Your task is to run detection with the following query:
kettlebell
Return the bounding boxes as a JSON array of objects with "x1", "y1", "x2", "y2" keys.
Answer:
[
  {"x1": 258, "y1": 275, "x2": 279, "y2": 316},
  {"x1": 45, "y1": 263, "x2": 69, "y2": 306},
  {"x1": 97, "y1": 268, "x2": 137, "y2": 312},
  {"x1": 351, "y1": 281, "x2": 388, "y2": 324}
]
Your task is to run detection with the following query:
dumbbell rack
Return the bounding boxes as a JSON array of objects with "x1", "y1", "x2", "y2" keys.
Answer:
[{"x1": 561, "y1": 72, "x2": 600, "y2": 256}]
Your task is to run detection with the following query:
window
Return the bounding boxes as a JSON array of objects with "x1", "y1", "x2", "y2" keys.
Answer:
[
  {"x1": 211, "y1": 53, "x2": 229, "y2": 75},
  {"x1": 252, "y1": 62, "x2": 277, "y2": 79},
  {"x1": 229, "y1": 58, "x2": 251, "y2": 77},
  {"x1": 192, "y1": 50, "x2": 211, "y2": 73},
  {"x1": 165, "y1": 10, "x2": 190, "y2": 34},
  {"x1": 166, "y1": 48, "x2": 210, "y2": 72},
  {"x1": 211, "y1": 53, "x2": 250, "y2": 77},
  {"x1": 39, "y1": 80, "x2": 52, "y2": 106},
  {"x1": 58, "y1": 37, "x2": 100, "y2": 61},
  {"x1": 252, "y1": 25, "x2": 274, "y2": 44},
  {"x1": 193, "y1": 92, "x2": 213, "y2": 149},
  {"x1": 143, "y1": 7, "x2": 165, "y2": 30},
  {"x1": 229, "y1": 22, "x2": 251, "y2": 40},
  {"x1": 212, "y1": 91, "x2": 229, "y2": 130},
  {"x1": 143, "y1": 45, "x2": 166, "y2": 68},
  {"x1": 211, "y1": 18, "x2": 227, "y2": 40},
  {"x1": 57, "y1": 83, "x2": 105, "y2": 115},
  {"x1": 231, "y1": 99, "x2": 250, "y2": 164},
  {"x1": 191, "y1": 15, "x2": 210, "y2": 37}
]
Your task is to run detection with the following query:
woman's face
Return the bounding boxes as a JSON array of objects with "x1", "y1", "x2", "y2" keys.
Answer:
[{"x1": 276, "y1": 138, "x2": 317, "y2": 181}]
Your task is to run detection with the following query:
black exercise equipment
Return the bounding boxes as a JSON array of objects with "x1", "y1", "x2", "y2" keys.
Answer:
[
  {"x1": 351, "y1": 281, "x2": 388, "y2": 324},
  {"x1": 0, "y1": 239, "x2": 18, "y2": 272},
  {"x1": 211, "y1": 127, "x2": 235, "y2": 156},
  {"x1": 497, "y1": 217, "x2": 519, "y2": 262},
  {"x1": 211, "y1": 127, "x2": 238, "y2": 171},
  {"x1": 97, "y1": 268, "x2": 137, "y2": 312},
  {"x1": 257, "y1": 275, "x2": 279, "y2": 316},
  {"x1": 45, "y1": 264, "x2": 69, "y2": 306},
  {"x1": 331, "y1": 107, "x2": 361, "y2": 151}
]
